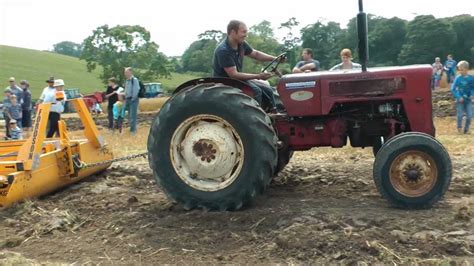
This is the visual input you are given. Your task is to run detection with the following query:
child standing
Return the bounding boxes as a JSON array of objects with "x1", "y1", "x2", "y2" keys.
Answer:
[
  {"x1": 112, "y1": 94, "x2": 126, "y2": 134},
  {"x1": 451, "y1": 60, "x2": 474, "y2": 134},
  {"x1": 7, "y1": 95, "x2": 23, "y2": 128},
  {"x1": 8, "y1": 120, "x2": 22, "y2": 140}
]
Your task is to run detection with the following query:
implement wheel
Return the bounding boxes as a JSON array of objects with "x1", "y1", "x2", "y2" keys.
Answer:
[{"x1": 147, "y1": 84, "x2": 277, "y2": 211}]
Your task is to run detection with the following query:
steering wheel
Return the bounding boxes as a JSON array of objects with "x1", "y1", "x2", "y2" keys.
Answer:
[{"x1": 261, "y1": 52, "x2": 287, "y2": 76}]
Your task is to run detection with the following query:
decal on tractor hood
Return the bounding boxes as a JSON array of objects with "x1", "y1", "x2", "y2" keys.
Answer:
[
  {"x1": 290, "y1": 91, "x2": 314, "y2": 101},
  {"x1": 285, "y1": 81, "x2": 316, "y2": 90}
]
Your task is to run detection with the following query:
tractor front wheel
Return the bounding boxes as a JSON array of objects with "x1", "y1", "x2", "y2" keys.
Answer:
[
  {"x1": 373, "y1": 132, "x2": 452, "y2": 209},
  {"x1": 147, "y1": 84, "x2": 278, "y2": 211}
]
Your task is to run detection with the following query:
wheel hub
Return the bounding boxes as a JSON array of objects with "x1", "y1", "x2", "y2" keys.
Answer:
[
  {"x1": 403, "y1": 164, "x2": 423, "y2": 182},
  {"x1": 389, "y1": 151, "x2": 438, "y2": 198},
  {"x1": 170, "y1": 115, "x2": 244, "y2": 191},
  {"x1": 193, "y1": 140, "x2": 217, "y2": 162}
]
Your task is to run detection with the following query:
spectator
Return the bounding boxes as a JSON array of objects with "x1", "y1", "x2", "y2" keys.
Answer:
[
  {"x1": 330, "y1": 49, "x2": 362, "y2": 71},
  {"x1": 105, "y1": 77, "x2": 124, "y2": 130},
  {"x1": 444, "y1": 54, "x2": 457, "y2": 84},
  {"x1": 20, "y1": 80, "x2": 32, "y2": 137},
  {"x1": 451, "y1": 60, "x2": 474, "y2": 134},
  {"x1": 292, "y1": 48, "x2": 320, "y2": 73},
  {"x1": 39, "y1": 79, "x2": 67, "y2": 138},
  {"x1": 124, "y1": 67, "x2": 140, "y2": 134},
  {"x1": 5, "y1": 77, "x2": 22, "y2": 100},
  {"x1": 113, "y1": 93, "x2": 126, "y2": 134},
  {"x1": 2, "y1": 88, "x2": 12, "y2": 138},
  {"x1": 6, "y1": 78, "x2": 23, "y2": 105},
  {"x1": 432, "y1": 57, "x2": 444, "y2": 89},
  {"x1": 36, "y1": 76, "x2": 55, "y2": 106},
  {"x1": 8, "y1": 120, "x2": 22, "y2": 140},
  {"x1": 7, "y1": 95, "x2": 22, "y2": 128}
]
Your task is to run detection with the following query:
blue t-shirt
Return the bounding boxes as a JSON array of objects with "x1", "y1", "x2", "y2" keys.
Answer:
[
  {"x1": 444, "y1": 59, "x2": 457, "y2": 72},
  {"x1": 451, "y1": 74, "x2": 474, "y2": 102},
  {"x1": 212, "y1": 38, "x2": 253, "y2": 78},
  {"x1": 295, "y1": 59, "x2": 320, "y2": 71}
]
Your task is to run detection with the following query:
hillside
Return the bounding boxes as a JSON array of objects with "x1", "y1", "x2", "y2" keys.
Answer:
[
  {"x1": 0, "y1": 45, "x2": 104, "y2": 98},
  {"x1": 0, "y1": 45, "x2": 202, "y2": 98}
]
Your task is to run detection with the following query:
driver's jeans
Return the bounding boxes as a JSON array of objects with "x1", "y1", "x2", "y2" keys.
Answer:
[{"x1": 247, "y1": 80, "x2": 276, "y2": 109}]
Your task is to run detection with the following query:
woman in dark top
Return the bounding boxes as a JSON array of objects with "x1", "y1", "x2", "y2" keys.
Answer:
[
  {"x1": 104, "y1": 77, "x2": 123, "y2": 130},
  {"x1": 20, "y1": 80, "x2": 32, "y2": 137}
]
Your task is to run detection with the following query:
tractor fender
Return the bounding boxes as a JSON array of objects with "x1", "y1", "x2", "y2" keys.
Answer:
[{"x1": 174, "y1": 77, "x2": 255, "y2": 98}]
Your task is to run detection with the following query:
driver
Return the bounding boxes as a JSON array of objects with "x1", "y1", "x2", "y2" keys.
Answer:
[{"x1": 212, "y1": 20, "x2": 281, "y2": 112}]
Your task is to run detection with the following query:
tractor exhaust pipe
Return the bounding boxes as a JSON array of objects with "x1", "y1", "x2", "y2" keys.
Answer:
[{"x1": 357, "y1": 0, "x2": 369, "y2": 72}]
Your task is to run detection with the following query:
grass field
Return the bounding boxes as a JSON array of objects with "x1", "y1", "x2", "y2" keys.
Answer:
[
  {"x1": 0, "y1": 45, "x2": 104, "y2": 98},
  {"x1": 0, "y1": 45, "x2": 202, "y2": 98}
]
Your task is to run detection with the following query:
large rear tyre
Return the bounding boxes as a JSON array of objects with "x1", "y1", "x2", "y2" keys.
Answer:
[
  {"x1": 373, "y1": 132, "x2": 452, "y2": 209},
  {"x1": 147, "y1": 84, "x2": 278, "y2": 211}
]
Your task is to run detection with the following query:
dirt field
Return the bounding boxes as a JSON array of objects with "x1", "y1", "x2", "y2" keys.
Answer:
[{"x1": 1, "y1": 107, "x2": 473, "y2": 264}]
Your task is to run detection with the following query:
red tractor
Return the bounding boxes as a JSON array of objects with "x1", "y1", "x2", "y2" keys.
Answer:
[{"x1": 147, "y1": 1, "x2": 452, "y2": 211}]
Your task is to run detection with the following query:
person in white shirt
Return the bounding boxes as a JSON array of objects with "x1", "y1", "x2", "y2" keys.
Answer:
[{"x1": 39, "y1": 79, "x2": 67, "y2": 138}]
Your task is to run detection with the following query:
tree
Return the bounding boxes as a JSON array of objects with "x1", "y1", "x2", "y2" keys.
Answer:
[
  {"x1": 81, "y1": 25, "x2": 170, "y2": 85},
  {"x1": 301, "y1": 21, "x2": 344, "y2": 69},
  {"x1": 398, "y1": 15, "x2": 456, "y2": 65},
  {"x1": 245, "y1": 21, "x2": 283, "y2": 74},
  {"x1": 53, "y1": 41, "x2": 82, "y2": 58},
  {"x1": 369, "y1": 17, "x2": 407, "y2": 66},
  {"x1": 181, "y1": 30, "x2": 224, "y2": 74},
  {"x1": 445, "y1": 15, "x2": 474, "y2": 63},
  {"x1": 279, "y1": 18, "x2": 301, "y2": 68}
]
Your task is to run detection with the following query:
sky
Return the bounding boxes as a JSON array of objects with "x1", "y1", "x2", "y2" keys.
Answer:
[{"x1": 1, "y1": 0, "x2": 473, "y2": 56}]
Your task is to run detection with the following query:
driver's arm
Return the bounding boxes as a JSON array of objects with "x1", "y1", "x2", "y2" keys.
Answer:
[
  {"x1": 299, "y1": 62, "x2": 316, "y2": 71},
  {"x1": 224, "y1": 66, "x2": 269, "y2": 81},
  {"x1": 248, "y1": 50, "x2": 275, "y2": 62}
]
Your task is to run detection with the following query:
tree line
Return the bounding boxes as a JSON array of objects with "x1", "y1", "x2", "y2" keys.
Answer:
[{"x1": 52, "y1": 14, "x2": 474, "y2": 84}]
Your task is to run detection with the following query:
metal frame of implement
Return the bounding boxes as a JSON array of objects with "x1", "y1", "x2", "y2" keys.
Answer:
[{"x1": 0, "y1": 98, "x2": 113, "y2": 208}]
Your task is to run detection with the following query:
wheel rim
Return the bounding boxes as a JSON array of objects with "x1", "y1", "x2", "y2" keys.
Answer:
[
  {"x1": 389, "y1": 150, "x2": 438, "y2": 197},
  {"x1": 170, "y1": 114, "x2": 244, "y2": 192}
]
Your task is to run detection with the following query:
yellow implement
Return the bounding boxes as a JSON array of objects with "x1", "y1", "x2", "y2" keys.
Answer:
[{"x1": 0, "y1": 98, "x2": 113, "y2": 208}]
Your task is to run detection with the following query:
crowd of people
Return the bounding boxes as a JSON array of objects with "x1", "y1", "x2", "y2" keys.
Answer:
[
  {"x1": 1, "y1": 67, "x2": 142, "y2": 140},
  {"x1": 431, "y1": 54, "x2": 458, "y2": 90},
  {"x1": 430, "y1": 55, "x2": 474, "y2": 135}
]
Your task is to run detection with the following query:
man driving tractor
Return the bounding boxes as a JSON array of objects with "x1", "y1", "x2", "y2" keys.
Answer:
[{"x1": 212, "y1": 20, "x2": 283, "y2": 112}]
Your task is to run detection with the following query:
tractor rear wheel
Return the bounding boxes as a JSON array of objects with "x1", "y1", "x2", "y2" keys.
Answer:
[
  {"x1": 373, "y1": 132, "x2": 452, "y2": 208},
  {"x1": 147, "y1": 84, "x2": 278, "y2": 211}
]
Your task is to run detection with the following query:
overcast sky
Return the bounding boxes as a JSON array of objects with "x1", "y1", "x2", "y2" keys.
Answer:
[{"x1": 1, "y1": 0, "x2": 473, "y2": 56}]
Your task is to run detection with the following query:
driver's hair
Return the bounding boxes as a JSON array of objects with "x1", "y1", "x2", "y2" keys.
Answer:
[{"x1": 227, "y1": 20, "x2": 245, "y2": 35}]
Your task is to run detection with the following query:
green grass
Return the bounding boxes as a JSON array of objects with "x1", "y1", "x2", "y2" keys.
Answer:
[
  {"x1": 160, "y1": 72, "x2": 206, "y2": 92},
  {"x1": 0, "y1": 45, "x2": 104, "y2": 98},
  {"x1": 0, "y1": 45, "x2": 203, "y2": 97}
]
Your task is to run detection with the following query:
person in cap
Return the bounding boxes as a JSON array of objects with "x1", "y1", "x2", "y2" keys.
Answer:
[
  {"x1": 37, "y1": 76, "x2": 55, "y2": 106},
  {"x1": 8, "y1": 119, "x2": 22, "y2": 140},
  {"x1": 20, "y1": 80, "x2": 32, "y2": 137},
  {"x1": 2, "y1": 88, "x2": 13, "y2": 138},
  {"x1": 41, "y1": 79, "x2": 67, "y2": 138}
]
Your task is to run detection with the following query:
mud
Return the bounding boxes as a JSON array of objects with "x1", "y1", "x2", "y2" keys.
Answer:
[
  {"x1": 0, "y1": 149, "x2": 472, "y2": 264},
  {"x1": 1, "y1": 92, "x2": 473, "y2": 264}
]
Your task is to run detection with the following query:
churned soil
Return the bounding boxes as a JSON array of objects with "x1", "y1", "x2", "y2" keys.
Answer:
[{"x1": 1, "y1": 101, "x2": 473, "y2": 264}]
